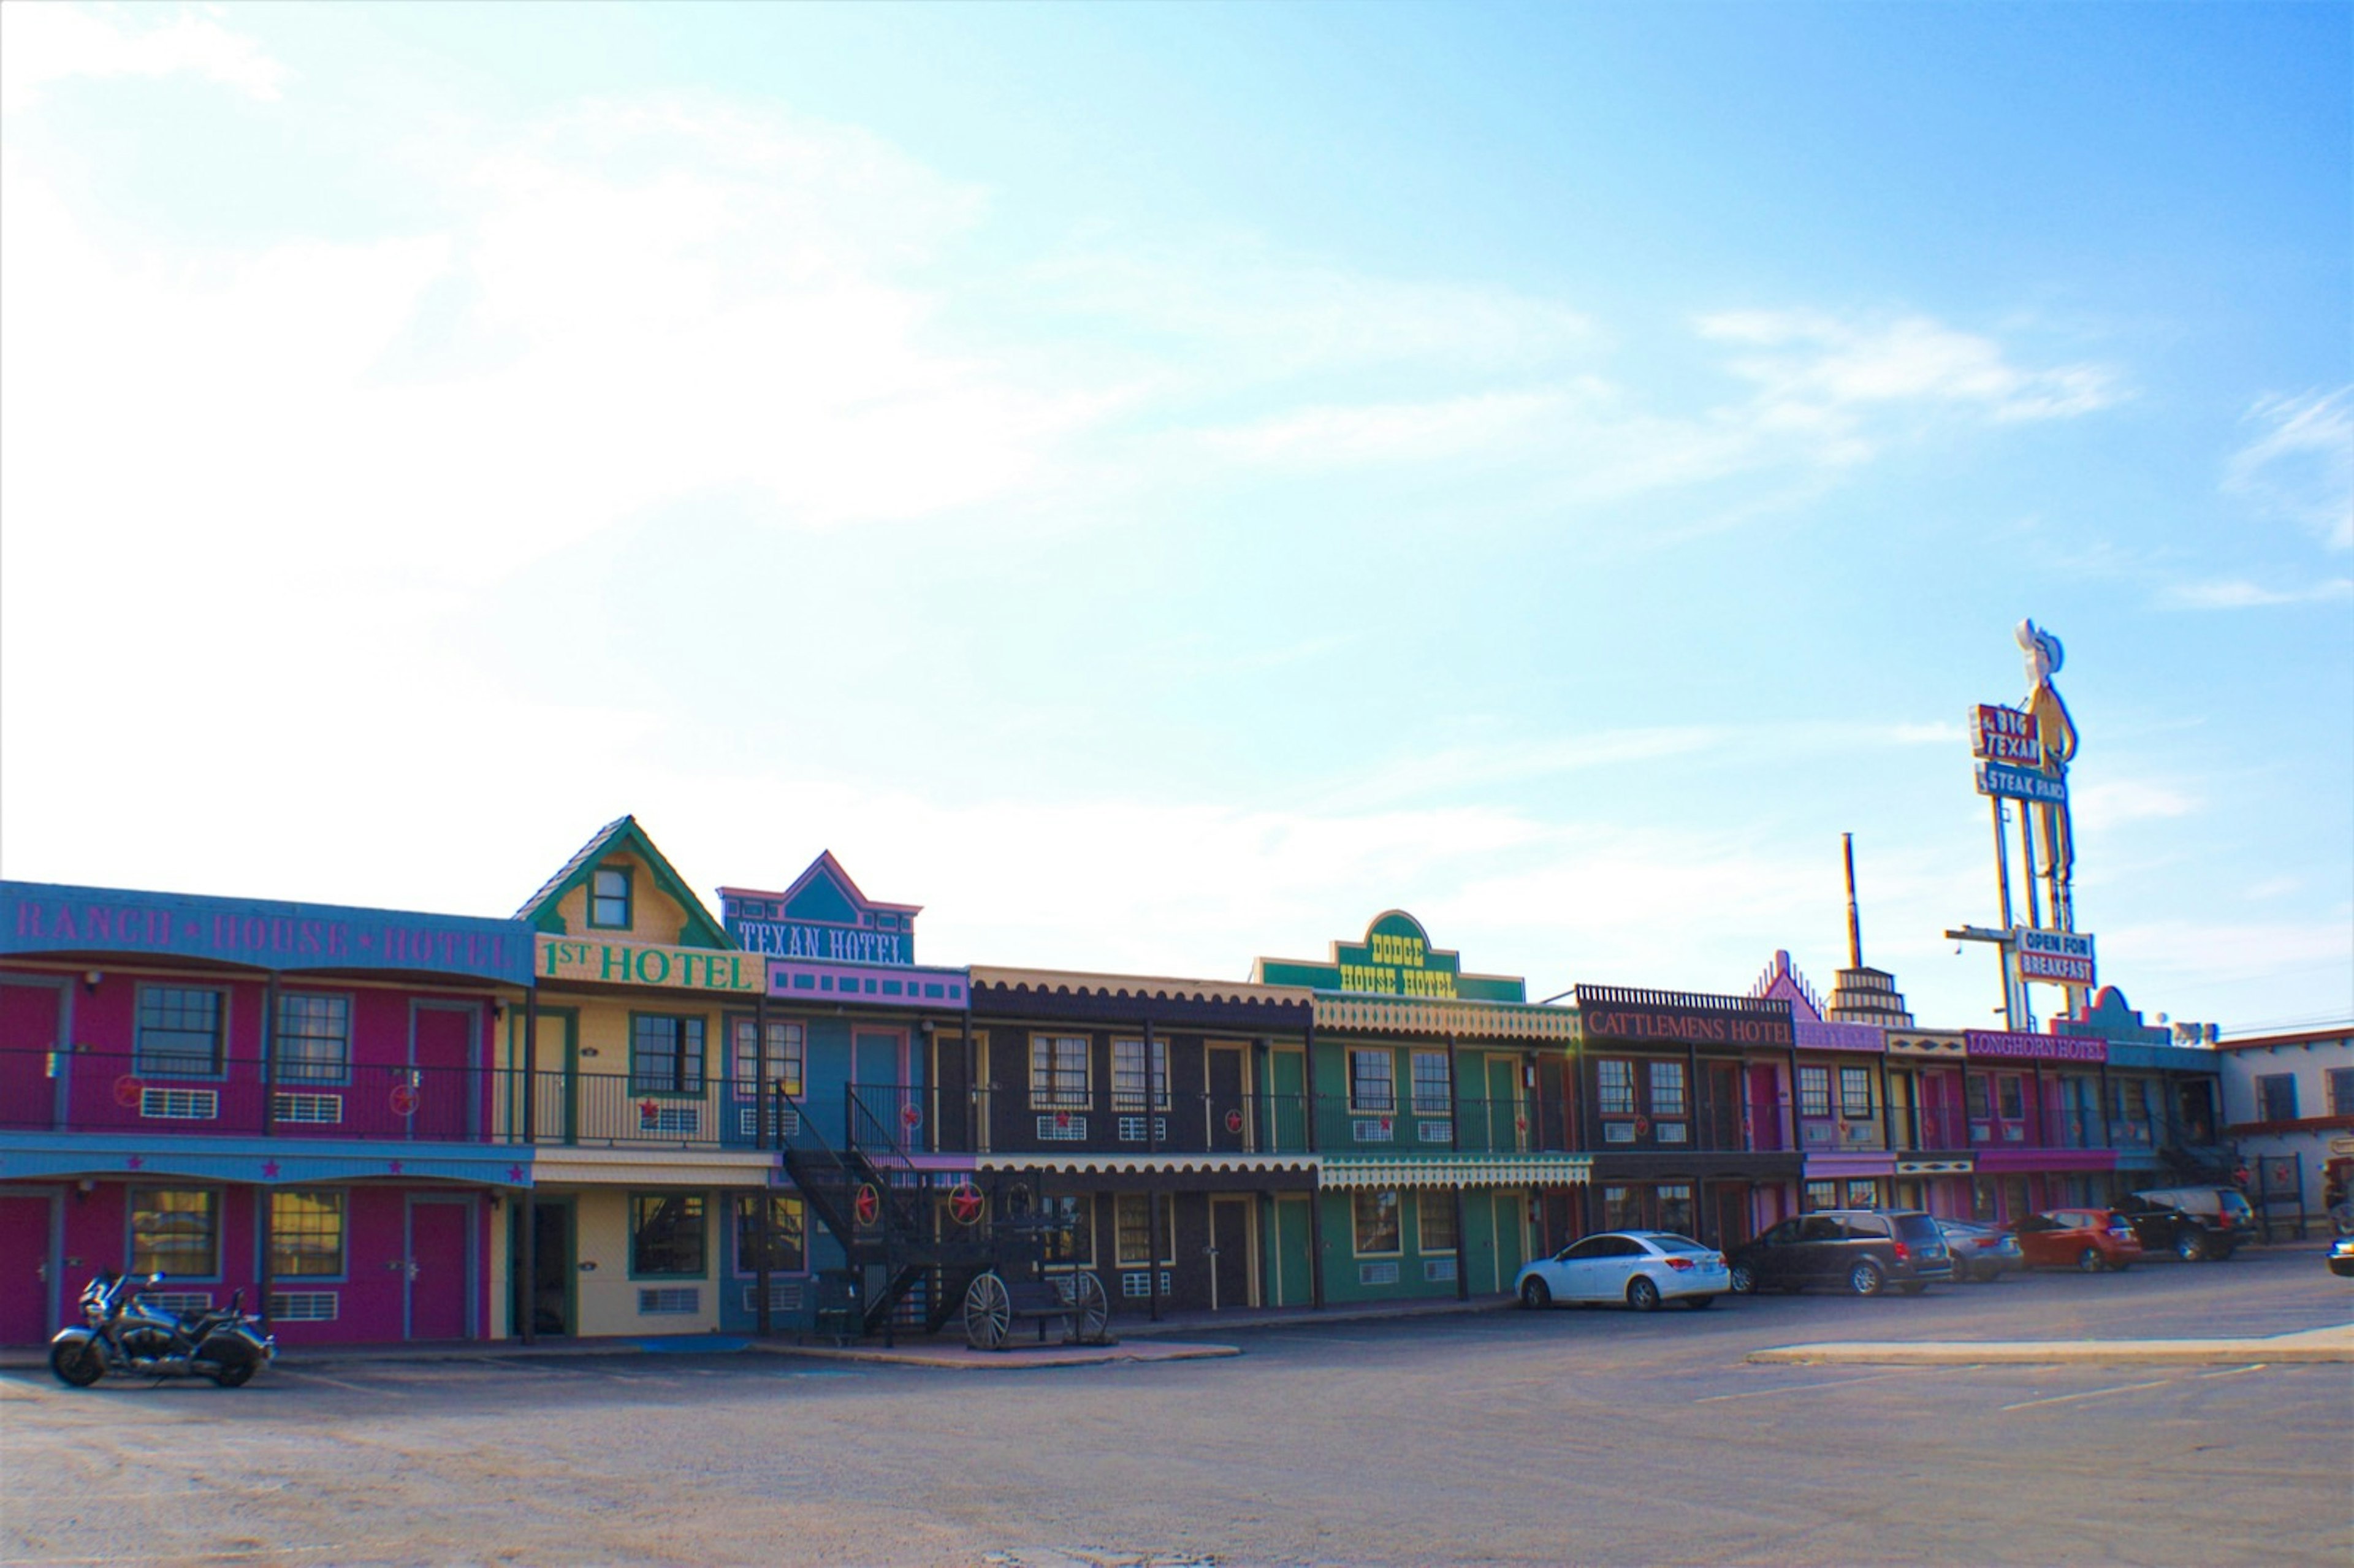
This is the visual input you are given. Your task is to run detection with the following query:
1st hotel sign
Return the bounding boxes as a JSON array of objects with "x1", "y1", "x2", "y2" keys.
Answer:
[{"x1": 537, "y1": 935, "x2": 764, "y2": 993}]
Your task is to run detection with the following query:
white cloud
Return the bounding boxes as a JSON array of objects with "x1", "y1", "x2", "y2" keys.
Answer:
[
  {"x1": 2225, "y1": 386, "x2": 2354, "y2": 550},
  {"x1": 1695, "y1": 310, "x2": 2120, "y2": 425},
  {"x1": 2071, "y1": 778, "x2": 2200, "y2": 828},
  {"x1": 0, "y1": 4, "x2": 284, "y2": 110},
  {"x1": 2162, "y1": 576, "x2": 2354, "y2": 610}
]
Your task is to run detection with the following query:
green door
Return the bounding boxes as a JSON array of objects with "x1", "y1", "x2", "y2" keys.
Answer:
[
  {"x1": 1491, "y1": 1192, "x2": 1528, "y2": 1292},
  {"x1": 1270, "y1": 1194, "x2": 1314, "y2": 1306},
  {"x1": 1268, "y1": 1049, "x2": 1308, "y2": 1152},
  {"x1": 1460, "y1": 1189, "x2": 1496, "y2": 1293},
  {"x1": 1485, "y1": 1056, "x2": 1523, "y2": 1152}
]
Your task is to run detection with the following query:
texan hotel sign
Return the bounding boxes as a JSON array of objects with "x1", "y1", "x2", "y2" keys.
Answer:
[{"x1": 1574, "y1": 986, "x2": 1795, "y2": 1046}]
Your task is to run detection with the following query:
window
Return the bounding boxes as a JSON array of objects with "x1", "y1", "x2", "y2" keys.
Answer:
[
  {"x1": 1040, "y1": 1194, "x2": 1094, "y2": 1266},
  {"x1": 1803, "y1": 1179, "x2": 1837, "y2": 1212},
  {"x1": 274, "y1": 995, "x2": 350, "y2": 1085},
  {"x1": 1029, "y1": 1035, "x2": 1091, "y2": 1109},
  {"x1": 131, "y1": 1187, "x2": 218, "y2": 1277},
  {"x1": 1838, "y1": 1067, "x2": 1874, "y2": 1119},
  {"x1": 631, "y1": 1193, "x2": 707, "y2": 1276},
  {"x1": 1416, "y1": 1190, "x2": 1457, "y2": 1252},
  {"x1": 1844, "y1": 1179, "x2": 1879, "y2": 1208},
  {"x1": 136, "y1": 987, "x2": 223, "y2": 1077},
  {"x1": 1409, "y1": 1051, "x2": 1452, "y2": 1116},
  {"x1": 732, "y1": 1193, "x2": 804, "y2": 1274},
  {"x1": 1597, "y1": 1059, "x2": 1636, "y2": 1117},
  {"x1": 2112, "y1": 1076, "x2": 2153, "y2": 1122},
  {"x1": 588, "y1": 866, "x2": 632, "y2": 929},
  {"x1": 1601, "y1": 1185, "x2": 1642, "y2": 1230},
  {"x1": 1648, "y1": 1060, "x2": 1686, "y2": 1117},
  {"x1": 1111, "y1": 1037, "x2": 1170, "y2": 1111},
  {"x1": 2329, "y1": 1067, "x2": 2354, "y2": 1119},
  {"x1": 1349, "y1": 1049, "x2": 1396, "y2": 1113},
  {"x1": 631, "y1": 1016, "x2": 706, "y2": 1094},
  {"x1": 269, "y1": 1190, "x2": 345, "y2": 1278},
  {"x1": 1114, "y1": 1193, "x2": 1175, "y2": 1266},
  {"x1": 1965, "y1": 1073, "x2": 1992, "y2": 1120},
  {"x1": 1658, "y1": 1184, "x2": 1694, "y2": 1238},
  {"x1": 1350, "y1": 1189, "x2": 1401, "y2": 1255},
  {"x1": 729, "y1": 1019, "x2": 803, "y2": 1095},
  {"x1": 2256, "y1": 1073, "x2": 2299, "y2": 1123},
  {"x1": 1996, "y1": 1075, "x2": 2025, "y2": 1121},
  {"x1": 1798, "y1": 1065, "x2": 1832, "y2": 1119}
]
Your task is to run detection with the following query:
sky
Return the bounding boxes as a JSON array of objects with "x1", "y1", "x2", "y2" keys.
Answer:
[{"x1": 2, "y1": 2, "x2": 2348, "y2": 1038}]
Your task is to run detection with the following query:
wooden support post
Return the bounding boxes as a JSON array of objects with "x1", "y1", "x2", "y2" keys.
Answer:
[{"x1": 1145, "y1": 1018, "x2": 1161, "y2": 1324}]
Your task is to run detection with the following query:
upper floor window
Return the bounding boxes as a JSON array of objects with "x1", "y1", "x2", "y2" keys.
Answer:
[
  {"x1": 131, "y1": 1187, "x2": 218, "y2": 1277},
  {"x1": 1111, "y1": 1037, "x2": 1169, "y2": 1111},
  {"x1": 275, "y1": 994, "x2": 350, "y2": 1085},
  {"x1": 729, "y1": 1019, "x2": 803, "y2": 1096},
  {"x1": 1596, "y1": 1059, "x2": 1636, "y2": 1117},
  {"x1": 1030, "y1": 1034, "x2": 1090, "y2": 1109},
  {"x1": 2256, "y1": 1073, "x2": 2298, "y2": 1122},
  {"x1": 1409, "y1": 1051, "x2": 1452, "y2": 1116},
  {"x1": 1797, "y1": 1065, "x2": 1832, "y2": 1119},
  {"x1": 2328, "y1": 1067, "x2": 2354, "y2": 1119},
  {"x1": 1648, "y1": 1060, "x2": 1686, "y2": 1118},
  {"x1": 137, "y1": 987, "x2": 223, "y2": 1078},
  {"x1": 1349, "y1": 1049, "x2": 1396, "y2": 1114},
  {"x1": 1995, "y1": 1075, "x2": 2025, "y2": 1121},
  {"x1": 1838, "y1": 1066, "x2": 1874, "y2": 1119},
  {"x1": 269, "y1": 1189, "x2": 345, "y2": 1278},
  {"x1": 631, "y1": 1015, "x2": 705, "y2": 1095},
  {"x1": 588, "y1": 866, "x2": 633, "y2": 929},
  {"x1": 1965, "y1": 1073, "x2": 1992, "y2": 1120}
]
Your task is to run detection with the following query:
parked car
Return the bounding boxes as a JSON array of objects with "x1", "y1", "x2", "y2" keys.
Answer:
[
  {"x1": 2328, "y1": 1237, "x2": 2354, "y2": 1279},
  {"x1": 1516, "y1": 1231, "x2": 1728, "y2": 1312},
  {"x1": 2108, "y1": 1193, "x2": 2239, "y2": 1262},
  {"x1": 2129, "y1": 1186, "x2": 2257, "y2": 1247},
  {"x1": 1937, "y1": 1219, "x2": 2022, "y2": 1282},
  {"x1": 2014, "y1": 1208, "x2": 2143, "y2": 1272},
  {"x1": 1727, "y1": 1209, "x2": 1952, "y2": 1297}
]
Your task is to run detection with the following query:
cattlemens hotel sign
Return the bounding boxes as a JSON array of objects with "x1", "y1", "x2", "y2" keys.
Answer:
[
  {"x1": 1574, "y1": 984, "x2": 1796, "y2": 1046},
  {"x1": 1252, "y1": 911, "x2": 1526, "y2": 1002}
]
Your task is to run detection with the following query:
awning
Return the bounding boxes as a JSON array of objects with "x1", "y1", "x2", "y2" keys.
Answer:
[
  {"x1": 976, "y1": 1152, "x2": 1320, "y2": 1176},
  {"x1": 1312, "y1": 995, "x2": 1581, "y2": 1043},
  {"x1": 530, "y1": 1149, "x2": 783, "y2": 1187},
  {"x1": 1321, "y1": 1153, "x2": 1592, "y2": 1189},
  {"x1": 0, "y1": 1133, "x2": 530, "y2": 1187}
]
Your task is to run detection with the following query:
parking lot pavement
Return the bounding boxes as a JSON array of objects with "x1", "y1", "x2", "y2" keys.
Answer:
[{"x1": 4, "y1": 1247, "x2": 2348, "y2": 1568}]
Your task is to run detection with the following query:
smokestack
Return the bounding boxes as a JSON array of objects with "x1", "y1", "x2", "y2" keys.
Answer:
[{"x1": 1843, "y1": 832, "x2": 1864, "y2": 970}]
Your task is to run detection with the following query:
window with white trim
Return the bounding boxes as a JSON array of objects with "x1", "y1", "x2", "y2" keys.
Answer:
[
  {"x1": 1838, "y1": 1066, "x2": 1874, "y2": 1119},
  {"x1": 729, "y1": 1018, "x2": 803, "y2": 1096},
  {"x1": 1029, "y1": 1035, "x2": 1091, "y2": 1109},
  {"x1": 1648, "y1": 1060, "x2": 1686, "y2": 1117},
  {"x1": 1798, "y1": 1065, "x2": 1832, "y2": 1119}
]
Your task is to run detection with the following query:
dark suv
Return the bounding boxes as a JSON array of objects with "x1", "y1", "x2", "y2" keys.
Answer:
[
  {"x1": 2109, "y1": 1193, "x2": 2240, "y2": 1262},
  {"x1": 1729, "y1": 1209, "x2": 1955, "y2": 1297}
]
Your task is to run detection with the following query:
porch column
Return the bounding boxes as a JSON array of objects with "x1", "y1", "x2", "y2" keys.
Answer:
[
  {"x1": 519, "y1": 992, "x2": 538, "y2": 1345},
  {"x1": 259, "y1": 971, "x2": 278, "y2": 1331},
  {"x1": 752, "y1": 1187, "x2": 772, "y2": 1339},
  {"x1": 754, "y1": 992, "x2": 770, "y2": 1151},
  {"x1": 1145, "y1": 1018, "x2": 1160, "y2": 1323}
]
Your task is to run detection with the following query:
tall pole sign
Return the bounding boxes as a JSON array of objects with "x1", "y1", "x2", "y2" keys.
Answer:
[{"x1": 1960, "y1": 620, "x2": 2093, "y2": 1027}]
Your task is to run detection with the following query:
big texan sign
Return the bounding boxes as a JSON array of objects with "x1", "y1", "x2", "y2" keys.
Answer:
[{"x1": 1252, "y1": 911, "x2": 1526, "y2": 1002}]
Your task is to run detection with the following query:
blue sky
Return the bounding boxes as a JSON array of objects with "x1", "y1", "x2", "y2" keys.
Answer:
[{"x1": 3, "y1": 2, "x2": 2347, "y2": 1035}]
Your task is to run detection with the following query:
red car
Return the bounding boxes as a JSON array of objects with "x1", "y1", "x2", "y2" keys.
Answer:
[{"x1": 2014, "y1": 1208, "x2": 2144, "y2": 1272}]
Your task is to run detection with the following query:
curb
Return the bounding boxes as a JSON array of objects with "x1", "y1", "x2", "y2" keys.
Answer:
[
  {"x1": 1748, "y1": 1325, "x2": 2354, "y2": 1366},
  {"x1": 760, "y1": 1340, "x2": 1241, "y2": 1371}
]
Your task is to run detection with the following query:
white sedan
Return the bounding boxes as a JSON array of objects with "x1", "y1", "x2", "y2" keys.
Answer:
[{"x1": 1515, "y1": 1231, "x2": 1729, "y2": 1312}]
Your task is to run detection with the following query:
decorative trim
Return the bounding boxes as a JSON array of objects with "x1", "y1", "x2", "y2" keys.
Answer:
[
  {"x1": 1320, "y1": 1154, "x2": 1593, "y2": 1190},
  {"x1": 975, "y1": 1152, "x2": 1319, "y2": 1176},
  {"x1": 1312, "y1": 994, "x2": 1580, "y2": 1043},
  {"x1": 1895, "y1": 1157, "x2": 1974, "y2": 1176}
]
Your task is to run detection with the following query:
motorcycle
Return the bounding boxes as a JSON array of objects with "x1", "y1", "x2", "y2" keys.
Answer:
[{"x1": 49, "y1": 1271, "x2": 276, "y2": 1389}]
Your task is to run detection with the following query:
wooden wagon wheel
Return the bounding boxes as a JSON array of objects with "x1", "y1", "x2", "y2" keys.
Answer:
[
  {"x1": 1062, "y1": 1271, "x2": 1110, "y2": 1345},
  {"x1": 962, "y1": 1271, "x2": 1011, "y2": 1352}
]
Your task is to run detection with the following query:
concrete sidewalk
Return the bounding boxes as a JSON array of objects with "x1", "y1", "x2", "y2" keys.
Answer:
[{"x1": 1748, "y1": 1321, "x2": 2354, "y2": 1366}]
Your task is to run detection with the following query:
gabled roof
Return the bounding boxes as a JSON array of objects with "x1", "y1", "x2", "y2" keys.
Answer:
[
  {"x1": 717, "y1": 850, "x2": 921, "y2": 921},
  {"x1": 516, "y1": 815, "x2": 732, "y2": 948}
]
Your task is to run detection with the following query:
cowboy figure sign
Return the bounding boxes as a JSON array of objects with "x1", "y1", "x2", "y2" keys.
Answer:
[{"x1": 2017, "y1": 619, "x2": 2079, "y2": 927}]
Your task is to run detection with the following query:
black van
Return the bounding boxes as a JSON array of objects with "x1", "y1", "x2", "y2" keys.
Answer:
[{"x1": 1728, "y1": 1208, "x2": 1955, "y2": 1296}]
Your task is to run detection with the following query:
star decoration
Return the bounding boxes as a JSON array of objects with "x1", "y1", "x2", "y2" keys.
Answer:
[
  {"x1": 388, "y1": 1160, "x2": 403, "y2": 1174},
  {"x1": 124, "y1": 1155, "x2": 143, "y2": 1170},
  {"x1": 508, "y1": 1165, "x2": 525, "y2": 1183},
  {"x1": 261, "y1": 1160, "x2": 280, "y2": 1178}
]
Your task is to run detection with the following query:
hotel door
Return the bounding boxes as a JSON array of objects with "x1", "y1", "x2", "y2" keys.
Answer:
[
  {"x1": 511, "y1": 1198, "x2": 574, "y2": 1337},
  {"x1": 0, "y1": 1194, "x2": 55, "y2": 1345},
  {"x1": 406, "y1": 1198, "x2": 471, "y2": 1340},
  {"x1": 1208, "y1": 1046, "x2": 1249, "y2": 1151},
  {"x1": 1209, "y1": 1197, "x2": 1256, "y2": 1309},
  {"x1": 0, "y1": 982, "x2": 62, "y2": 1132}
]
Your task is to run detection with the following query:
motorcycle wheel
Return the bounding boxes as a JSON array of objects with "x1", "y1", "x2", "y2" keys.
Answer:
[
  {"x1": 210, "y1": 1362, "x2": 256, "y2": 1388},
  {"x1": 49, "y1": 1340, "x2": 105, "y2": 1388}
]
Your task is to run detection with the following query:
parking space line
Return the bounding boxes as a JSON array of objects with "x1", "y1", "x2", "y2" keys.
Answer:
[
  {"x1": 2193, "y1": 1363, "x2": 2267, "y2": 1379},
  {"x1": 1999, "y1": 1378, "x2": 2177, "y2": 1412},
  {"x1": 1694, "y1": 1371, "x2": 1927, "y2": 1403},
  {"x1": 277, "y1": 1370, "x2": 392, "y2": 1396}
]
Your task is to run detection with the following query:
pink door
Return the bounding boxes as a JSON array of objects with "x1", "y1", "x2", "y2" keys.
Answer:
[
  {"x1": 0, "y1": 983, "x2": 61, "y2": 1132},
  {"x1": 1746, "y1": 1065, "x2": 1783, "y2": 1151},
  {"x1": 408, "y1": 1201, "x2": 470, "y2": 1339},
  {"x1": 410, "y1": 1007, "x2": 474, "y2": 1141},
  {"x1": 0, "y1": 1195, "x2": 53, "y2": 1345}
]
